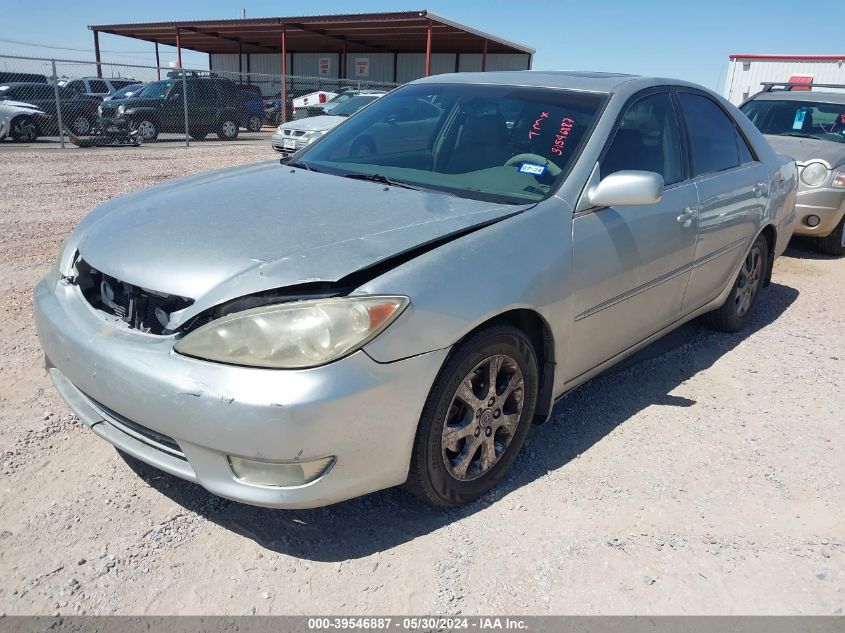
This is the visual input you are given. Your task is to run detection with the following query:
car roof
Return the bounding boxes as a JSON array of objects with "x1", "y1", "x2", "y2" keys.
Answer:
[
  {"x1": 747, "y1": 90, "x2": 845, "y2": 105},
  {"x1": 410, "y1": 70, "x2": 705, "y2": 95},
  {"x1": 0, "y1": 82, "x2": 53, "y2": 88}
]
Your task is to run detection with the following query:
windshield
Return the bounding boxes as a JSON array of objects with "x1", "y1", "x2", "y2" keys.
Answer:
[
  {"x1": 741, "y1": 99, "x2": 845, "y2": 144},
  {"x1": 138, "y1": 80, "x2": 174, "y2": 99},
  {"x1": 113, "y1": 84, "x2": 141, "y2": 99},
  {"x1": 297, "y1": 83, "x2": 606, "y2": 204},
  {"x1": 332, "y1": 95, "x2": 379, "y2": 117}
]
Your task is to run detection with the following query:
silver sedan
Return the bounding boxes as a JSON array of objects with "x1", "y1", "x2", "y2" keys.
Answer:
[{"x1": 35, "y1": 71, "x2": 797, "y2": 509}]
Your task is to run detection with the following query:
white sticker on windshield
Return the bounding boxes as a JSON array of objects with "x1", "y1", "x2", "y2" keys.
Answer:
[
  {"x1": 518, "y1": 162, "x2": 547, "y2": 176},
  {"x1": 793, "y1": 109, "x2": 807, "y2": 130}
]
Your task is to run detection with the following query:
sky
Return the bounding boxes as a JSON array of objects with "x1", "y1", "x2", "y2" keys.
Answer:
[{"x1": 1, "y1": 0, "x2": 842, "y2": 91}]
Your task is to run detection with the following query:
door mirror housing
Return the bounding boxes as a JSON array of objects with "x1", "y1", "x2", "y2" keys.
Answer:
[{"x1": 589, "y1": 170, "x2": 664, "y2": 208}]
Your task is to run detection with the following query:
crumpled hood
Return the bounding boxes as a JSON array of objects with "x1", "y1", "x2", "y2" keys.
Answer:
[
  {"x1": 764, "y1": 134, "x2": 845, "y2": 167},
  {"x1": 281, "y1": 115, "x2": 345, "y2": 132},
  {"x1": 76, "y1": 161, "x2": 527, "y2": 323}
]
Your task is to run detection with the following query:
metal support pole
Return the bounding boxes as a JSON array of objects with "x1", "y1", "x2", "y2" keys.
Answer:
[
  {"x1": 155, "y1": 42, "x2": 161, "y2": 80},
  {"x1": 51, "y1": 59, "x2": 66, "y2": 149},
  {"x1": 481, "y1": 39, "x2": 488, "y2": 72},
  {"x1": 93, "y1": 30, "x2": 102, "y2": 78},
  {"x1": 181, "y1": 71, "x2": 190, "y2": 148},
  {"x1": 281, "y1": 24, "x2": 287, "y2": 123},
  {"x1": 238, "y1": 41, "x2": 243, "y2": 83},
  {"x1": 176, "y1": 27, "x2": 183, "y2": 68},
  {"x1": 425, "y1": 20, "x2": 432, "y2": 77}
]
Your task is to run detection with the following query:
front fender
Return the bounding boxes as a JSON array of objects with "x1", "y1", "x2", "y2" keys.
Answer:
[{"x1": 359, "y1": 198, "x2": 574, "y2": 394}]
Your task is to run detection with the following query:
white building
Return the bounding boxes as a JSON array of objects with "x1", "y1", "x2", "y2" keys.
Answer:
[{"x1": 724, "y1": 54, "x2": 845, "y2": 105}]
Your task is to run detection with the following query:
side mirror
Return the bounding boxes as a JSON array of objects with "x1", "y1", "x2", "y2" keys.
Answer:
[{"x1": 589, "y1": 170, "x2": 664, "y2": 208}]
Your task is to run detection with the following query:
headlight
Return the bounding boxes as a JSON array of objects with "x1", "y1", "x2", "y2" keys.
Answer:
[
  {"x1": 117, "y1": 104, "x2": 125, "y2": 116},
  {"x1": 833, "y1": 170, "x2": 845, "y2": 188},
  {"x1": 174, "y1": 296, "x2": 408, "y2": 368},
  {"x1": 276, "y1": 125, "x2": 284, "y2": 134},
  {"x1": 801, "y1": 162, "x2": 828, "y2": 187}
]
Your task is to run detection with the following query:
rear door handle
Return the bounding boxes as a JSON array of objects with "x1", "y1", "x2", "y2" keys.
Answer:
[{"x1": 677, "y1": 207, "x2": 698, "y2": 227}]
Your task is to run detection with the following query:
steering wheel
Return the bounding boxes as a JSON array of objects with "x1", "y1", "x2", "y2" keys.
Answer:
[{"x1": 504, "y1": 153, "x2": 562, "y2": 177}]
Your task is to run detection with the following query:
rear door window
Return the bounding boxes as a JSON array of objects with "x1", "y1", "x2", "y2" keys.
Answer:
[
  {"x1": 191, "y1": 80, "x2": 218, "y2": 104},
  {"x1": 88, "y1": 80, "x2": 109, "y2": 95},
  {"x1": 678, "y1": 92, "x2": 740, "y2": 176}
]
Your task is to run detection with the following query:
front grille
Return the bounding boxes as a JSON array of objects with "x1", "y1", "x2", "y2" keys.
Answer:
[
  {"x1": 86, "y1": 394, "x2": 186, "y2": 460},
  {"x1": 76, "y1": 258, "x2": 193, "y2": 335}
]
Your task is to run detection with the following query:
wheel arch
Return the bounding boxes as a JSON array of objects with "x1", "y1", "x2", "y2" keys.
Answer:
[
  {"x1": 447, "y1": 308, "x2": 556, "y2": 425},
  {"x1": 758, "y1": 223, "x2": 777, "y2": 286}
]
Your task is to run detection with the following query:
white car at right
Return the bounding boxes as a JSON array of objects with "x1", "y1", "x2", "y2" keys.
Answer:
[{"x1": 0, "y1": 99, "x2": 48, "y2": 143}]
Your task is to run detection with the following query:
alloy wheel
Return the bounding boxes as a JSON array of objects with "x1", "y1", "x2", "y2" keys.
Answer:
[
  {"x1": 222, "y1": 120, "x2": 237, "y2": 138},
  {"x1": 441, "y1": 354, "x2": 524, "y2": 481},
  {"x1": 735, "y1": 245, "x2": 763, "y2": 317},
  {"x1": 247, "y1": 115, "x2": 262, "y2": 132},
  {"x1": 12, "y1": 118, "x2": 37, "y2": 142},
  {"x1": 137, "y1": 120, "x2": 156, "y2": 141},
  {"x1": 71, "y1": 116, "x2": 91, "y2": 135}
]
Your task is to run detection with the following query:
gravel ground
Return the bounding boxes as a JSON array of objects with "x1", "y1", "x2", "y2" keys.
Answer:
[{"x1": 0, "y1": 144, "x2": 843, "y2": 615}]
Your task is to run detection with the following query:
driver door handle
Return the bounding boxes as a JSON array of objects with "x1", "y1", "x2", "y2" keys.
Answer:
[{"x1": 677, "y1": 206, "x2": 698, "y2": 227}]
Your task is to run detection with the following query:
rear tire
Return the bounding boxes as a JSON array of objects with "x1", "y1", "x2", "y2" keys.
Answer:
[
  {"x1": 405, "y1": 325, "x2": 538, "y2": 507},
  {"x1": 246, "y1": 115, "x2": 263, "y2": 132},
  {"x1": 69, "y1": 115, "x2": 92, "y2": 136},
  {"x1": 702, "y1": 234, "x2": 768, "y2": 333},
  {"x1": 815, "y1": 215, "x2": 845, "y2": 256},
  {"x1": 10, "y1": 115, "x2": 39, "y2": 142}
]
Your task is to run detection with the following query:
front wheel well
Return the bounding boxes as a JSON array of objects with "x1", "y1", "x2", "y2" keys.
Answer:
[{"x1": 453, "y1": 309, "x2": 555, "y2": 424}]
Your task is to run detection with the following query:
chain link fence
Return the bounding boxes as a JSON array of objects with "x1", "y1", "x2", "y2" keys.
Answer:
[{"x1": 0, "y1": 54, "x2": 399, "y2": 148}]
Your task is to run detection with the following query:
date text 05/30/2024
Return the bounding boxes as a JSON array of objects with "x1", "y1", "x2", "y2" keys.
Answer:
[{"x1": 306, "y1": 617, "x2": 529, "y2": 630}]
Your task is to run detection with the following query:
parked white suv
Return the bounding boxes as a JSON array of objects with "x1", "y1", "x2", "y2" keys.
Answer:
[{"x1": 59, "y1": 77, "x2": 139, "y2": 99}]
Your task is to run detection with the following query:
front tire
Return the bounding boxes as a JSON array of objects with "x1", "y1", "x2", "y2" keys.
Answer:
[
  {"x1": 133, "y1": 119, "x2": 159, "y2": 142},
  {"x1": 815, "y1": 215, "x2": 845, "y2": 256},
  {"x1": 405, "y1": 325, "x2": 538, "y2": 507},
  {"x1": 10, "y1": 115, "x2": 39, "y2": 142},
  {"x1": 702, "y1": 234, "x2": 768, "y2": 332},
  {"x1": 217, "y1": 118, "x2": 239, "y2": 140}
]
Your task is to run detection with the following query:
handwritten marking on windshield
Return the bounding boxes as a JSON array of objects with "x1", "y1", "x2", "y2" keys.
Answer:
[
  {"x1": 528, "y1": 112, "x2": 550, "y2": 140},
  {"x1": 550, "y1": 118, "x2": 575, "y2": 156}
]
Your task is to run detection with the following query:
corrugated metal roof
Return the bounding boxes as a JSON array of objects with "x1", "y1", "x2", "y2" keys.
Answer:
[{"x1": 89, "y1": 10, "x2": 535, "y2": 56}]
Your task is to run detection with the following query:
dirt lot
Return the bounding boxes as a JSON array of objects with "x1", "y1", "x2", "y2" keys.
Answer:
[{"x1": 0, "y1": 144, "x2": 843, "y2": 616}]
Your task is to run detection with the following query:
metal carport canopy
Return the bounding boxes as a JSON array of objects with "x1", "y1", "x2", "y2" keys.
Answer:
[{"x1": 88, "y1": 10, "x2": 534, "y2": 57}]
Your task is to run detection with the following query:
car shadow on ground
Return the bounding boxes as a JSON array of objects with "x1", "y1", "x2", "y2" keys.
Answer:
[
  {"x1": 121, "y1": 282, "x2": 799, "y2": 562},
  {"x1": 783, "y1": 238, "x2": 842, "y2": 261}
]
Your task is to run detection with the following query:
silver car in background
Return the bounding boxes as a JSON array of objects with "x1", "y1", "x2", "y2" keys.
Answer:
[
  {"x1": 35, "y1": 71, "x2": 797, "y2": 509},
  {"x1": 740, "y1": 84, "x2": 845, "y2": 255},
  {"x1": 272, "y1": 93, "x2": 384, "y2": 155}
]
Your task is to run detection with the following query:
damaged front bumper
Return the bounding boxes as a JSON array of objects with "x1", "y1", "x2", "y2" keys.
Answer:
[{"x1": 34, "y1": 274, "x2": 447, "y2": 509}]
